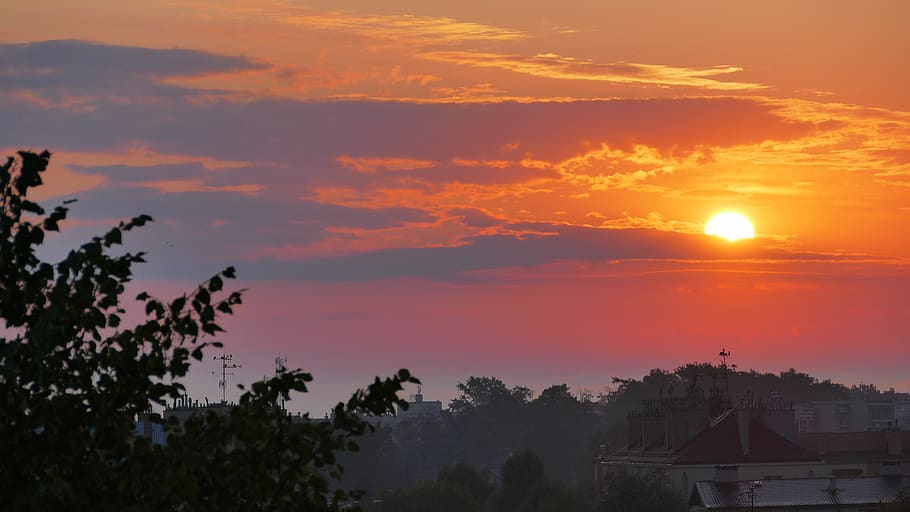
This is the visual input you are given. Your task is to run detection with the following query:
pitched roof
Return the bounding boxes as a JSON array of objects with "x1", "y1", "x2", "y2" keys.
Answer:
[
  {"x1": 674, "y1": 412, "x2": 819, "y2": 465},
  {"x1": 691, "y1": 476, "x2": 910, "y2": 509}
]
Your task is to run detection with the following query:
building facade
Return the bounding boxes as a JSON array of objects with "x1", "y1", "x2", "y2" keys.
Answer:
[
  {"x1": 600, "y1": 393, "x2": 910, "y2": 501},
  {"x1": 795, "y1": 400, "x2": 897, "y2": 433}
]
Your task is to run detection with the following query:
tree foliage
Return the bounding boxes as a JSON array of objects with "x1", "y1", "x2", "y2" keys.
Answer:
[
  {"x1": 500, "y1": 450, "x2": 548, "y2": 511},
  {"x1": 368, "y1": 454, "x2": 589, "y2": 512},
  {"x1": 0, "y1": 150, "x2": 418, "y2": 510},
  {"x1": 370, "y1": 480, "x2": 482, "y2": 512},
  {"x1": 598, "y1": 470, "x2": 687, "y2": 512},
  {"x1": 438, "y1": 461, "x2": 493, "y2": 503},
  {"x1": 448, "y1": 376, "x2": 532, "y2": 414}
]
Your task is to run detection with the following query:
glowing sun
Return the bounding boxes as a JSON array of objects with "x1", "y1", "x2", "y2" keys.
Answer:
[{"x1": 705, "y1": 212, "x2": 755, "y2": 242}]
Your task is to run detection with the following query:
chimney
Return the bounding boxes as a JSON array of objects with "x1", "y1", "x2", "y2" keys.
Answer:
[
  {"x1": 627, "y1": 413, "x2": 643, "y2": 449},
  {"x1": 737, "y1": 410, "x2": 751, "y2": 456},
  {"x1": 642, "y1": 413, "x2": 666, "y2": 450}
]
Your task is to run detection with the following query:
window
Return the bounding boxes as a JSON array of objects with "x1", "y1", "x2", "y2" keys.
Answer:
[
  {"x1": 882, "y1": 461, "x2": 901, "y2": 476},
  {"x1": 836, "y1": 405, "x2": 851, "y2": 432}
]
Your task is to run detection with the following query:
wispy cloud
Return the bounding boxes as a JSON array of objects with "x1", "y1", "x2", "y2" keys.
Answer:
[
  {"x1": 282, "y1": 11, "x2": 526, "y2": 44},
  {"x1": 173, "y1": 0, "x2": 526, "y2": 45},
  {"x1": 336, "y1": 155, "x2": 436, "y2": 174},
  {"x1": 129, "y1": 180, "x2": 264, "y2": 195},
  {"x1": 0, "y1": 40, "x2": 266, "y2": 108},
  {"x1": 53, "y1": 143, "x2": 251, "y2": 171},
  {"x1": 419, "y1": 51, "x2": 764, "y2": 90},
  {"x1": 705, "y1": 98, "x2": 910, "y2": 185}
]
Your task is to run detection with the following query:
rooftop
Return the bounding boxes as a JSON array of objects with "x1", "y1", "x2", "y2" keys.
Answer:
[
  {"x1": 607, "y1": 408, "x2": 819, "y2": 466},
  {"x1": 675, "y1": 411, "x2": 819, "y2": 465},
  {"x1": 691, "y1": 475, "x2": 910, "y2": 510}
]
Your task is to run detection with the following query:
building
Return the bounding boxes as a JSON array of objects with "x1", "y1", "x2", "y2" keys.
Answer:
[
  {"x1": 689, "y1": 475, "x2": 910, "y2": 511},
  {"x1": 599, "y1": 391, "x2": 823, "y2": 496},
  {"x1": 369, "y1": 388, "x2": 444, "y2": 429},
  {"x1": 796, "y1": 400, "x2": 897, "y2": 433},
  {"x1": 135, "y1": 395, "x2": 234, "y2": 445},
  {"x1": 599, "y1": 387, "x2": 910, "y2": 509},
  {"x1": 134, "y1": 416, "x2": 166, "y2": 446},
  {"x1": 896, "y1": 403, "x2": 910, "y2": 431},
  {"x1": 396, "y1": 389, "x2": 443, "y2": 421},
  {"x1": 795, "y1": 431, "x2": 910, "y2": 478}
]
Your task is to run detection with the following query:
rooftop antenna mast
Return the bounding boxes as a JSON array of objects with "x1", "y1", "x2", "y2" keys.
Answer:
[
  {"x1": 275, "y1": 354, "x2": 288, "y2": 377},
  {"x1": 213, "y1": 353, "x2": 240, "y2": 404},
  {"x1": 719, "y1": 348, "x2": 732, "y2": 396},
  {"x1": 274, "y1": 354, "x2": 288, "y2": 409}
]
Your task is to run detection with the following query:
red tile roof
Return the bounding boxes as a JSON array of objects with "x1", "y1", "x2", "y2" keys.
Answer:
[{"x1": 675, "y1": 412, "x2": 819, "y2": 465}]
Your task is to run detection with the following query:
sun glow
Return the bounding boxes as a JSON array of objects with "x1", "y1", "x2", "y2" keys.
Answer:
[{"x1": 705, "y1": 212, "x2": 755, "y2": 242}]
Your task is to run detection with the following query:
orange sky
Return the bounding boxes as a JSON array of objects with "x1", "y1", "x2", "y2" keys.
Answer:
[{"x1": 2, "y1": 1, "x2": 908, "y2": 412}]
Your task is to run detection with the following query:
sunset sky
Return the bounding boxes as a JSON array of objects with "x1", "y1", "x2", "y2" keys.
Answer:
[{"x1": 2, "y1": 1, "x2": 909, "y2": 413}]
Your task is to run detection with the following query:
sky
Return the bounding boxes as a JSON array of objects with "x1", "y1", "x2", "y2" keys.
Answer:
[{"x1": 2, "y1": 0, "x2": 909, "y2": 414}]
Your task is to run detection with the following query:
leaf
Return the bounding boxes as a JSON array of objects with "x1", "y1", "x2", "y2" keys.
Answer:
[
  {"x1": 170, "y1": 296, "x2": 186, "y2": 312},
  {"x1": 201, "y1": 323, "x2": 223, "y2": 336},
  {"x1": 104, "y1": 228, "x2": 122, "y2": 246},
  {"x1": 209, "y1": 275, "x2": 223, "y2": 292}
]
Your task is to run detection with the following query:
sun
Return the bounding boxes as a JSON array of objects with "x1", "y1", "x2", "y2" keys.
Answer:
[{"x1": 705, "y1": 212, "x2": 755, "y2": 242}]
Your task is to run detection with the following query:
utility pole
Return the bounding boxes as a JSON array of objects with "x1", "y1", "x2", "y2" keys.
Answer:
[{"x1": 737, "y1": 480, "x2": 761, "y2": 512}]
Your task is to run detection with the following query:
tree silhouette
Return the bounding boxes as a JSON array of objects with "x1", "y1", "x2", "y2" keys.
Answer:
[
  {"x1": 500, "y1": 450, "x2": 547, "y2": 511},
  {"x1": 598, "y1": 470, "x2": 686, "y2": 512},
  {"x1": 0, "y1": 150, "x2": 417, "y2": 511}
]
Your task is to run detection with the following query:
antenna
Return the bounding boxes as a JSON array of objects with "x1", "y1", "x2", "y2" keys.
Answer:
[
  {"x1": 719, "y1": 348, "x2": 731, "y2": 367},
  {"x1": 274, "y1": 354, "x2": 288, "y2": 377},
  {"x1": 719, "y1": 348, "x2": 732, "y2": 396},
  {"x1": 212, "y1": 353, "x2": 240, "y2": 404},
  {"x1": 274, "y1": 354, "x2": 288, "y2": 410}
]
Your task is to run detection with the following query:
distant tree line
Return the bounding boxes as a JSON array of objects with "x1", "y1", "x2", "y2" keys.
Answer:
[{"x1": 342, "y1": 364, "x2": 897, "y2": 510}]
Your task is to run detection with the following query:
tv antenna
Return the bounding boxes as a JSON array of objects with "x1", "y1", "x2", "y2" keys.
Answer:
[
  {"x1": 213, "y1": 353, "x2": 240, "y2": 404},
  {"x1": 275, "y1": 354, "x2": 288, "y2": 409},
  {"x1": 719, "y1": 348, "x2": 731, "y2": 368},
  {"x1": 719, "y1": 348, "x2": 733, "y2": 397},
  {"x1": 275, "y1": 354, "x2": 288, "y2": 377}
]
